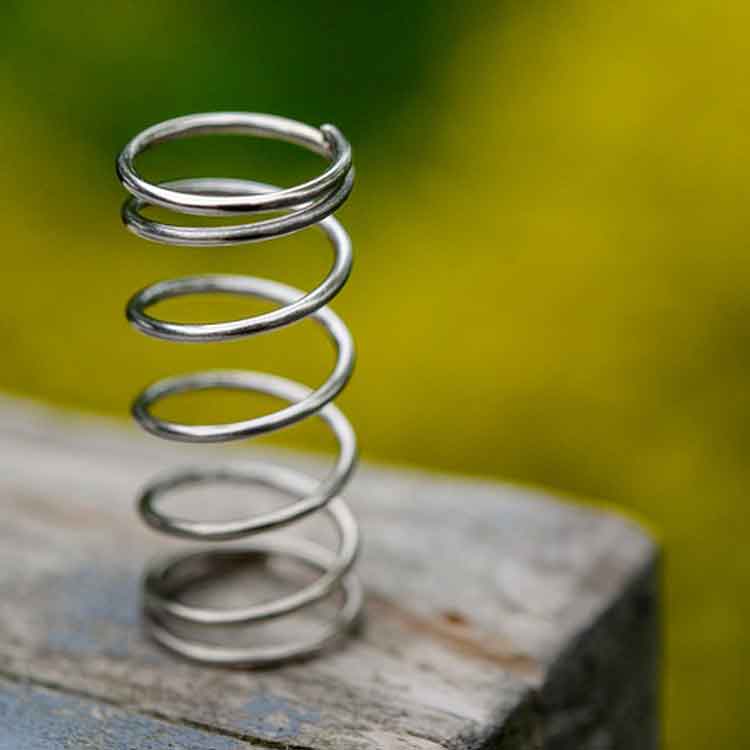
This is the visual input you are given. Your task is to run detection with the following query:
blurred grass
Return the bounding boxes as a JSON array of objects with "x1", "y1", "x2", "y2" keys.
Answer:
[{"x1": 1, "y1": 1, "x2": 748, "y2": 746}]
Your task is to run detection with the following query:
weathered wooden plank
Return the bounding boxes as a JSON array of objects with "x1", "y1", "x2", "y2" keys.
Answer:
[{"x1": 0, "y1": 397, "x2": 659, "y2": 749}]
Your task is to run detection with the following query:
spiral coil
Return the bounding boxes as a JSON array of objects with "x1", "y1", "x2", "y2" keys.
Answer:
[{"x1": 116, "y1": 112, "x2": 362, "y2": 666}]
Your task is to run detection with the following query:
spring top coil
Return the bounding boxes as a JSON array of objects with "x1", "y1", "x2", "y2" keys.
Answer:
[{"x1": 117, "y1": 112, "x2": 362, "y2": 666}]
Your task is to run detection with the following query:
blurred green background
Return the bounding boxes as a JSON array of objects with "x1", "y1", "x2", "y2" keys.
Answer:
[{"x1": 1, "y1": 1, "x2": 747, "y2": 746}]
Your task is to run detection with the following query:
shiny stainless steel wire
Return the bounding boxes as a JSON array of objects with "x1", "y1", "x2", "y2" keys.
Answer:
[{"x1": 116, "y1": 112, "x2": 362, "y2": 666}]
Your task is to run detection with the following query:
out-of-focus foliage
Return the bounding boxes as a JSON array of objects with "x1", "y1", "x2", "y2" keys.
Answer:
[{"x1": 0, "y1": 1, "x2": 747, "y2": 746}]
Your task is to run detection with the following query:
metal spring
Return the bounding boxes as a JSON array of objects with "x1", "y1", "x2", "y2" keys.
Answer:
[{"x1": 116, "y1": 112, "x2": 362, "y2": 666}]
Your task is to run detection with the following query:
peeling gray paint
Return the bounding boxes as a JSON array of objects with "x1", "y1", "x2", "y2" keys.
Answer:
[{"x1": 241, "y1": 693, "x2": 320, "y2": 740}]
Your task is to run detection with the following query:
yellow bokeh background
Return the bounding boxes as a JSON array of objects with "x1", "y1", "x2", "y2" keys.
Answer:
[{"x1": 1, "y1": 1, "x2": 748, "y2": 745}]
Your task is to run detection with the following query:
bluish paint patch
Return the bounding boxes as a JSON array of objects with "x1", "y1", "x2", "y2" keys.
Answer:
[
  {"x1": 41, "y1": 566, "x2": 156, "y2": 662},
  {"x1": 238, "y1": 693, "x2": 320, "y2": 740},
  {"x1": 0, "y1": 677, "x2": 250, "y2": 749},
  {"x1": 52, "y1": 566, "x2": 140, "y2": 627}
]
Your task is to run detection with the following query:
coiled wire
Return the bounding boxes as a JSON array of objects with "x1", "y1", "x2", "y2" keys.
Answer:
[{"x1": 116, "y1": 112, "x2": 362, "y2": 666}]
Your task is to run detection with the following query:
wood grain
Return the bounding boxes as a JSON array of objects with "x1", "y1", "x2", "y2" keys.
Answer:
[{"x1": 0, "y1": 397, "x2": 659, "y2": 749}]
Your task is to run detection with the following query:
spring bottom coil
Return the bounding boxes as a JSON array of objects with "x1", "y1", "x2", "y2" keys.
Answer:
[{"x1": 141, "y1": 464, "x2": 363, "y2": 666}]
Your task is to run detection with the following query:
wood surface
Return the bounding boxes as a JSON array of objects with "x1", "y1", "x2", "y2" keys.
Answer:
[{"x1": 0, "y1": 397, "x2": 659, "y2": 749}]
